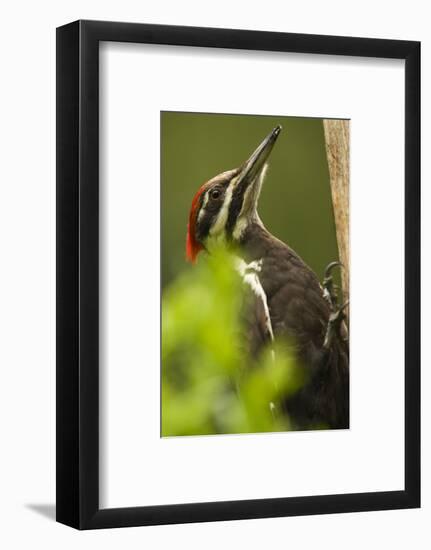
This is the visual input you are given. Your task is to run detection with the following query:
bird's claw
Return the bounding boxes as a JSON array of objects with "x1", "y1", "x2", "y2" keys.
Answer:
[
  {"x1": 324, "y1": 300, "x2": 349, "y2": 349},
  {"x1": 324, "y1": 261, "x2": 343, "y2": 280},
  {"x1": 322, "y1": 261, "x2": 343, "y2": 308},
  {"x1": 322, "y1": 262, "x2": 348, "y2": 349}
]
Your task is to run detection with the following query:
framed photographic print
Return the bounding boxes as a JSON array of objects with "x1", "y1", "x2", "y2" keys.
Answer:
[{"x1": 56, "y1": 20, "x2": 420, "y2": 529}]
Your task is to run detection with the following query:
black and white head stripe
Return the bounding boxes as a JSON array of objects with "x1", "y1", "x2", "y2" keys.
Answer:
[
  {"x1": 192, "y1": 125, "x2": 281, "y2": 247},
  {"x1": 193, "y1": 169, "x2": 239, "y2": 243},
  {"x1": 225, "y1": 163, "x2": 268, "y2": 239},
  {"x1": 225, "y1": 174, "x2": 248, "y2": 237},
  {"x1": 194, "y1": 163, "x2": 268, "y2": 244}
]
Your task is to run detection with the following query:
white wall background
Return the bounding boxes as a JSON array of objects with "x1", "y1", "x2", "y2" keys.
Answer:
[{"x1": 0, "y1": 1, "x2": 427, "y2": 548}]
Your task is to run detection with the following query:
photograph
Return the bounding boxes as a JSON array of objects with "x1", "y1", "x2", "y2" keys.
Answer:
[
  {"x1": 161, "y1": 111, "x2": 350, "y2": 436},
  {"x1": 0, "y1": 1, "x2": 422, "y2": 543}
]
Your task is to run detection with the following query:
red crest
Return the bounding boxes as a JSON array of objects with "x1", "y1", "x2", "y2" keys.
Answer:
[{"x1": 186, "y1": 186, "x2": 206, "y2": 263}]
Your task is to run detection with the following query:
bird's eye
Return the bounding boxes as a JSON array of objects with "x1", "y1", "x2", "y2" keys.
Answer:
[{"x1": 210, "y1": 188, "x2": 221, "y2": 200}]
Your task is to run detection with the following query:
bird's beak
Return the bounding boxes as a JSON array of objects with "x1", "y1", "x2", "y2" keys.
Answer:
[
  {"x1": 239, "y1": 125, "x2": 282, "y2": 184},
  {"x1": 233, "y1": 125, "x2": 282, "y2": 214}
]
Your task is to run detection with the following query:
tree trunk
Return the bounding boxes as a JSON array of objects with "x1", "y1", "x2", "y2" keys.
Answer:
[{"x1": 323, "y1": 119, "x2": 350, "y2": 307}]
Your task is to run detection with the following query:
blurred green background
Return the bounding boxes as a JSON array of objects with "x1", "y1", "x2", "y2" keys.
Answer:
[
  {"x1": 160, "y1": 112, "x2": 340, "y2": 437},
  {"x1": 162, "y1": 249, "x2": 306, "y2": 436},
  {"x1": 161, "y1": 111, "x2": 339, "y2": 288}
]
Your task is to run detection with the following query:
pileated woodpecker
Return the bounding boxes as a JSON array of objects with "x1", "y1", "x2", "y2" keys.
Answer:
[{"x1": 186, "y1": 126, "x2": 349, "y2": 430}]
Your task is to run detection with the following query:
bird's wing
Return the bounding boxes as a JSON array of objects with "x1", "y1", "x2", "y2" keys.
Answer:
[{"x1": 236, "y1": 259, "x2": 274, "y2": 358}]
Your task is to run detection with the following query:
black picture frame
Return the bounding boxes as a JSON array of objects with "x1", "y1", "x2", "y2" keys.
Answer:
[{"x1": 56, "y1": 20, "x2": 420, "y2": 529}]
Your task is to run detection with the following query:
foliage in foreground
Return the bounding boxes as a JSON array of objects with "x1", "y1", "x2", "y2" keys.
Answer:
[{"x1": 162, "y1": 249, "x2": 305, "y2": 437}]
